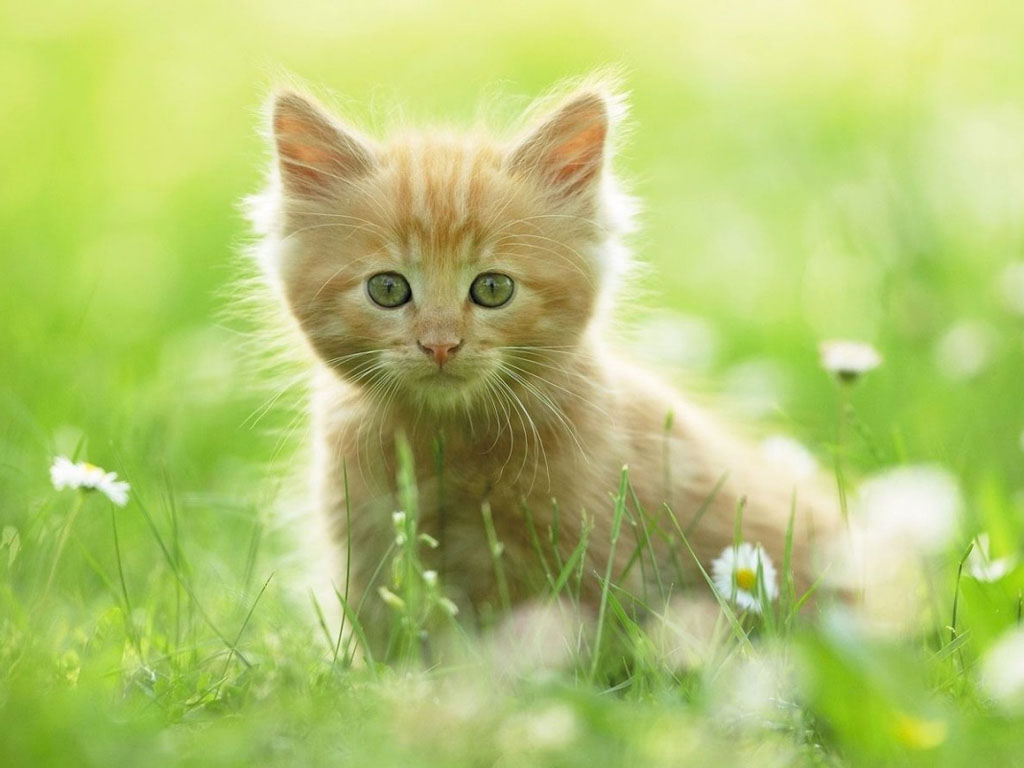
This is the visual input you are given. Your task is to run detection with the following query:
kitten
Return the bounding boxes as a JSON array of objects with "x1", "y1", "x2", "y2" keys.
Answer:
[{"x1": 250, "y1": 78, "x2": 837, "y2": 647}]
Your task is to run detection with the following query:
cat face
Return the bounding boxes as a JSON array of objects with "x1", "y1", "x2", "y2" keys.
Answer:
[{"x1": 262, "y1": 87, "x2": 624, "y2": 411}]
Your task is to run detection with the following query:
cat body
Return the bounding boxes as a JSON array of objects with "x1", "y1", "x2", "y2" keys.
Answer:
[{"x1": 252, "y1": 80, "x2": 835, "y2": 639}]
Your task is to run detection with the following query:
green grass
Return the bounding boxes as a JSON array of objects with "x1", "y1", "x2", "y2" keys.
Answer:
[{"x1": 3, "y1": 0, "x2": 1024, "y2": 764}]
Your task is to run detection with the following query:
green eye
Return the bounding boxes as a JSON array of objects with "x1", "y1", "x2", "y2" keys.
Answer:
[
  {"x1": 367, "y1": 272, "x2": 412, "y2": 308},
  {"x1": 469, "y1": 272, "x2": 515, "y2": 308}
]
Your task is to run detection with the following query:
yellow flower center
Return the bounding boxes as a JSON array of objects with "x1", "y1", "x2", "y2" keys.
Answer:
[
  {"x1": 735, "y1": 568, "x2": 757, "y2": 591},
  {"x1": 83, "y1": 463, "x2": 99, "y2": 471},
  {"x1": 892, "y1": 712, "x2": 947, "y2": 750}
]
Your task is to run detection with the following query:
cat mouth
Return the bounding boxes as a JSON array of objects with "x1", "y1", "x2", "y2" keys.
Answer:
[
  {"x1": 414, "y1": 369, "x2": 475, "y2": 402},
  {"x1": 421, "y1": 369, "x2": 465, "y2": 385}
]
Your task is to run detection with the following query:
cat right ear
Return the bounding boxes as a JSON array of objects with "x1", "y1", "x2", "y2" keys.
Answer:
[
  {"x1": 271, "y1": 91, "x2": 376, "y2": 198},
  {"x1": 506, "y1": 89, "x2": 617, "y2": 200}
]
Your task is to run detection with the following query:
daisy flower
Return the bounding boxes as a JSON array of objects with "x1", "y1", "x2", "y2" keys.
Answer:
[
  {"x1": 934, "y1": 320, "x2": 995, "y2": 381},
  {"x1": 980, "y1": 629, "x2": 1024, "y2": 711},
  {"x1": 820, "y1": 340, "x2": 882, "y2": 383},
  {"x1": 967, "y1": 533, "x2": 1018, "y2": 582},
  {"x1": 856, "y1": 465, "x2": 960, "y2": 554},
  {"x1": 711, "y1": 542, "x2": 778, "y2": 613},
  {"x1": 50, "y1": 456, "x2": 130, "y2": 507}
]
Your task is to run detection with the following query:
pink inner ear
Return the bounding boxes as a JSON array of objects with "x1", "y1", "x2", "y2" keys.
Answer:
[
  {"x1": 274, "y1": 113, "x2": 342, "y2": 194},
  {"x1": 547, "y1": 121, "x2": 607, "y2": 195},
  {"x1": 273, "y1": 103, "x2": 371, "y2": 197},
  {"x1": 277, "y1": 152, "x2": 333, "y2": 189},
  {"x1": 508, "y1": 92, "x2": 611, "y2": 198}
]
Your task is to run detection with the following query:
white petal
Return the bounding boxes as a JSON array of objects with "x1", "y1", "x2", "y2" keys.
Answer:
[
  {"x1": 102, "y1": 480, "x2": 131, "y2": 507},
  {"x1": 50, "y1": 456, "x2": 78, "y2": 490},
  {"x1": 820, "y1": 340, "x2": 882, "y2": 376},
  {"x1": 856, "y1": 465, "x2": 960, "y2": 554},
  {"x1": 710, "y1": 546, "x2": 737, "y2": 599},
  {"x1": 981, "y1": 629, "x2": 1024, "y2": 711},
  {"x1": 49, "y1": 456, "x2": 130, "y2": 505},
  {"x1": 967, "y1": 535, "x2": 1017, "y2": 582},
  {"x1": 709, "y1": 542, "x2": 779, "y2": 613}
]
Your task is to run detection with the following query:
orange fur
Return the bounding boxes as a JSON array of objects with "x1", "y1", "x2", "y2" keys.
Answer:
[{"x1": 250, "y1": 79, "x2": 839, "y2": 644}]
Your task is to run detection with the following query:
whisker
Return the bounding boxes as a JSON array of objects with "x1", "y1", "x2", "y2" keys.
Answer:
[
  {"x1": 243, "y1": 370, "x2": 309, "y2": 429},
  {"x1": 499, "y1": 365, "x2": 590, "y2": 467},
  {"x1": 500, "y1": 358, "x2": 612, "y2": 415},
  {"x1": 287, "y1": 210, "x2": 389, "y2": 236},
  {"x1": 492, "y1": 375, "x2": 545, "y2": 489},
  {"x1": 492, "y1": 233, "x2": 596, "y2": 286}
]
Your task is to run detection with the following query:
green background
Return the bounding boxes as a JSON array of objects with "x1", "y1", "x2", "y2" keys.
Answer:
[{"x1": 2, "y1": 0, "x2": 1024, "y2": 764}]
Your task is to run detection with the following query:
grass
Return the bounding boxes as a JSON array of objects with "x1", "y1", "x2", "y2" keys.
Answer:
[{"x1": 3, "y1": 0, "x2": 1024, "y2": 764}]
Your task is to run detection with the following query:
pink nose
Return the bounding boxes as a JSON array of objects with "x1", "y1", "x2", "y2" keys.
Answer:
[{"x1": 418, "y1": 340, "x2": 461, "y2": 367}]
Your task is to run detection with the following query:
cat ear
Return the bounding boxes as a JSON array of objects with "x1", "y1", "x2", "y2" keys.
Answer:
[
  {"x1": 506, "y1": 91, "x2": 614, "y2": 199},
  {"x1": 271, "y1": 91, "x2": 376, "y2": 198}
]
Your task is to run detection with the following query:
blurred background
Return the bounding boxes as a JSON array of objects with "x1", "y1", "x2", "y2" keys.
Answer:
[
  {"x1": 4, "y1": 0, "x2": 1024, "y2": 605},
  {"x1": 3, "y1": 0, "x2": 1024, "y2": 762},
  {"x1": 4, "y1": 0, "x2": 1023, "y2": 495}
]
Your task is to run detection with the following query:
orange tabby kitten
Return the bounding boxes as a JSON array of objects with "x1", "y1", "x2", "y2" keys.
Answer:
[{"x1": 251, "y1": 78, "x2": 837, "y2": 643}]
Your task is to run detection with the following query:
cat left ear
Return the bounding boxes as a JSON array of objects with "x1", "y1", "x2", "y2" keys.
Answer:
[
  {"x1": 271, "y1": 91, "x2": 377, "y2": 198},
  {"x1": 506, "y1": 91, "x2": 614, "y2": 199}
]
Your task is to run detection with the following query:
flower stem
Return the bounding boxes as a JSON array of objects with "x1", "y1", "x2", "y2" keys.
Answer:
[
  {"x1": 834, "y1": 384, "x2": 851, "y2": 527},
  {"x1": 43, "y1": 491, "x2": 85, "y2": 601},
  {"x1": 111, "y1": 504, "x2": 142, "y2": 656}
]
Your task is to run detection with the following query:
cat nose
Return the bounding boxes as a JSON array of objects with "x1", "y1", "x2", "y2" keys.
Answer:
[{"x1": 418, "y1": 339, "x2": 462, "y2": 367}]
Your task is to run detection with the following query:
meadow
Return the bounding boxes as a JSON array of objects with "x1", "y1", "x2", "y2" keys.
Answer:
[{"x1": 2, "y1": 1, "x2": 1024, "y2": 765}]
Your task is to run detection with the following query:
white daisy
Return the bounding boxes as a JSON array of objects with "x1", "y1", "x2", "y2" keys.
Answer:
[
  {"x1": 934, "y1": 320, "x2": 995, "y2": 381},
  {"x1": 967, "y1": 533, "x2": 1018, "y2": 582},
  {"x1": 820, "y1": 340, "x2": 882, "y2": 382},
  {"x1": 980, "y1": 629, "x2": 1024, "y2": 712},
  {"x1": 49, "y1": 456, "x2": 130, "y2": 507},
  {"x1": 711, "y1": 542, "x2": 778, "y2": 613},
  {"x1": 710, "y1": 648, "x2": 793, "y2": 727},
  {"x1": 822, "y1": 465, "x2": 962, "y2": 636},
  {"x1": 856, "y1": 465, "x2": 960, "y2": 554}
]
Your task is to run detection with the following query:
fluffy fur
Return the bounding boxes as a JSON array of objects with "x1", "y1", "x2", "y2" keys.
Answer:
[{"x1": 248, "y1": 78, "x2": 838, "y2": 645}]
